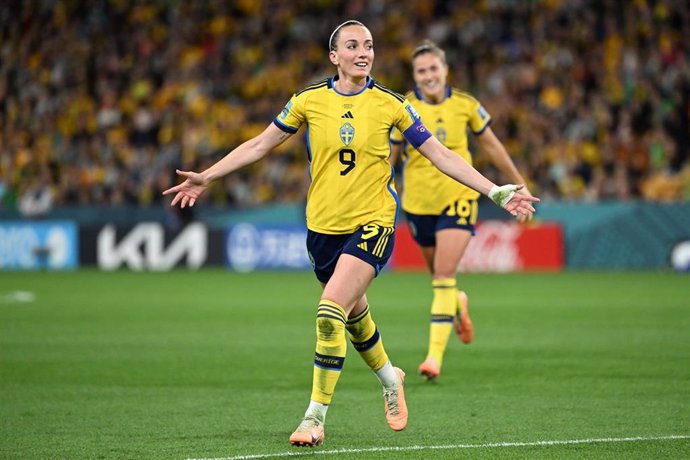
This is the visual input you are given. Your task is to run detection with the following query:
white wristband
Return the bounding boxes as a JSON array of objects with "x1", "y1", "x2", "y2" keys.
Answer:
[{"x1": 488, "y1": 184, "x2": 517, "y2": 208}]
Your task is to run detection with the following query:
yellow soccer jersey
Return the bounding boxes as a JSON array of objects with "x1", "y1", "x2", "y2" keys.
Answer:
[
  {"x1": 391, "y1": 86, "x2": 491, "y2": 215},
  {"x1": 274, "y1": 76, "x2": 431, "y2": 234}
]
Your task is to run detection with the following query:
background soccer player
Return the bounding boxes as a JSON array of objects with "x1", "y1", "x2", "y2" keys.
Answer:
[
  {"x1": 163, "y1": 22, "x2": 539, "y2": 448},
  {"x1": 391, "y1": 40, "x2": 534, "y2": 381}
]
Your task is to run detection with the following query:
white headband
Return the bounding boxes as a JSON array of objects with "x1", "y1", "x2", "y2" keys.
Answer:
[{"x1": 328, "y1": 20, "x2": 365, "y2": 51}]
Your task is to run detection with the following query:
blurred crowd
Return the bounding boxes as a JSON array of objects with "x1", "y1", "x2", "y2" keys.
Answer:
[{"x1": 1, "y1": 0, "x2": 689, "y2": 218}]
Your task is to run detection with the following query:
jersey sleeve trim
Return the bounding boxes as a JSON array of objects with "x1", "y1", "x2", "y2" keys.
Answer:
[
  {"x1": 472, "y1": 118, "x2": 492, "y2": 135},
  {"x1": 273, "y1": 118, "x2": 298, "y2": 134}
]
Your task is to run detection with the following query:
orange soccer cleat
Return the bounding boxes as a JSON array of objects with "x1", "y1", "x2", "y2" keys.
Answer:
[
  {"x1": 417, "y1": 357, "x2": 440, "y2": 381},
  {"x1": 289, "y1": 415, "x2": 325, "y2": 447},
  {"x1": 383, "y1": 367, "x2": 408, "y2": 431},
  {"x1": 454, "y1": 290, "x2": 474, "y2": 344}
]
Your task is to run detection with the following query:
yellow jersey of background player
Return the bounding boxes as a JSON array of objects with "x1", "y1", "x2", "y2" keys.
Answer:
[
  {"x1": 391, "y1": 86, "x2": 491, "y2": 215},
  {"x1": 274, "y1": 75, "x2": 430, "y2": 234}
]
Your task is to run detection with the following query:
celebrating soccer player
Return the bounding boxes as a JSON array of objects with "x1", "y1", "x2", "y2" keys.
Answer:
[
  {"x1": 163, "y1": 22, "x2": 539, "y2": 448},
  {"x1": 390, "y1": 40, "x2": 535, "y2": 381}
]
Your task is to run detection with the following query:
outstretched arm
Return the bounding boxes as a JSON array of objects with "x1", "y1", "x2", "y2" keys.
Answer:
[
  {"x1": 416, "y1": 136, "x2": 539, "y2": 217},
  {"x1": 163, "y1": 123, "x2": 293, "y2": 208},
  {"x1": 476, "y1": 127, "x2": 534, "y2": 221}
]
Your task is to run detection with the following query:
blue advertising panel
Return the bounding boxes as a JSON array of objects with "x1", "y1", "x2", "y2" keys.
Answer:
[
  {"x1": 0, "y1": 221, "x2": 78, "y2": 270},
  {"x1": 226, "y1": 223, "x2": 311, "y2": 272}
]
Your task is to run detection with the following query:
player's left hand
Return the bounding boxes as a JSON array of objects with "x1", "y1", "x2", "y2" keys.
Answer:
[
  {"x1": 489, "y1": 184, "x2": 540, "y2": 219},
  {"x1": 515, "y1": 186, "x2": 535, "y2": 223}
]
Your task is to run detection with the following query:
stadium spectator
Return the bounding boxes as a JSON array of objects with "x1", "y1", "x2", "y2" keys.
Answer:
[
  {"x1": 17, "y1": 167, "x2": 54, "y2": 218},
  {"x1": 162, "y1": 20, "x2": 537, "y2": 447},
  {"x1": 0, "y1": 1, "x2": 689, "y2": 210},
  {"x1": 390, "y1": 40, "x2": 534, "y2": 381}
]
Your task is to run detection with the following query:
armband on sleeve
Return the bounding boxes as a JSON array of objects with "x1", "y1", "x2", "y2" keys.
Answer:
[{"x1": 402, "y1": 120, "x2": 432, "y2": 149}]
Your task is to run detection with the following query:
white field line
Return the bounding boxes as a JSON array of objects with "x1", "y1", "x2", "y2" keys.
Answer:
[
  {"x1": 0, "y1": 291, "x2": 35, "y2": 304},
  {"x1": 187, "y1": 434, "x2": 690, "y2": 460}
]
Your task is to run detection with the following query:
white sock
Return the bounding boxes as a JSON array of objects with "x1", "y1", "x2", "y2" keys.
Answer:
[
  {"x1": 305, "y1": 401, "x2": 328, "y2": 422},
  {"x1": 374, "y1": 361, "x2": 399, "y2": 389}
]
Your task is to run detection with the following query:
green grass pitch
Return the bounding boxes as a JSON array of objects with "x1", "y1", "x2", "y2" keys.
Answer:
[{"x1": 1, "y1": 270, "x2": 689, "y2": 459}]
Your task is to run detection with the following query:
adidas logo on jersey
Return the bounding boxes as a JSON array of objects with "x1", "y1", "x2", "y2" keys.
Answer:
[
  {"x1": 341, "y1": 111, "x2": 354, "y2": 119},
  {"x1": 357, "y1": 242, "x2": 368, "y2": 251}
]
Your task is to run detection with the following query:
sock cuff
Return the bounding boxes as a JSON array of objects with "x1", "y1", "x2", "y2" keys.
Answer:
[
  {"x1": 318, "y1": 299, "x2": 347, "y2": 324},
  {"x1": 347, "y1": 304, "x2": 370, "y2": 324}
]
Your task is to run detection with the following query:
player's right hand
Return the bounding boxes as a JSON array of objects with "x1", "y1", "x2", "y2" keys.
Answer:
[{"x1": 162, "y1": 169, "x2": 209, "y2": 208}]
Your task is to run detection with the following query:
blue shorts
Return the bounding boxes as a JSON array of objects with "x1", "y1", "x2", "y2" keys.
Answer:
[
  {"x1": 405, "y1": 199, "x2": 478, "y2": 247},
  {"x1": 307, "y1": 224, "x2": 396, "y2": 283}
]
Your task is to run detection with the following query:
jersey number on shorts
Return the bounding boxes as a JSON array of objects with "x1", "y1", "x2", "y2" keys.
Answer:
[
  {"x1": 445, "y1": 199, "x2": 478, "y2": 226},
  {"x1": 339, "y1": 149, "x2": 356, "y2": 175},
  {"x1": 359, "y1": 224, "x2": 394, "y2": 257}
]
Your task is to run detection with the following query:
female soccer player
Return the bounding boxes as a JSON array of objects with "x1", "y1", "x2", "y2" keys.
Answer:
[
  {"x1": 390, "y1": 40, "x2": 534, "y2": 381},
  {"x1": 163, "y1": 22, "x2": 539, "y2": 448}
]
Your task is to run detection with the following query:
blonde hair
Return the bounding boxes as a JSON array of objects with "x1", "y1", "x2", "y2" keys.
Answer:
[{"x1": 411, "y1": 39, "x2": 447, "y2": 65}]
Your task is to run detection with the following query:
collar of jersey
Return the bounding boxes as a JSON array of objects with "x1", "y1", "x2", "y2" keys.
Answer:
[
  {"x1": 329, "y1": 75, "x2": 375, "y2": 96},
  {"x1": 413, "y1": 84, "x2": 451, "y2": 104}
]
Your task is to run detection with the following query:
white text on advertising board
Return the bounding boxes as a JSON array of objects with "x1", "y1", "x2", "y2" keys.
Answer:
[{"x1": 97, "y1": 223, "x2": 207, "y2": 270}]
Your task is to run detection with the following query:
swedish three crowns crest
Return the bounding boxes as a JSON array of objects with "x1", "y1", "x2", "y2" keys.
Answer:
[{"x1": 340, "y1": 122, "x2": 355, "y2": 146}]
